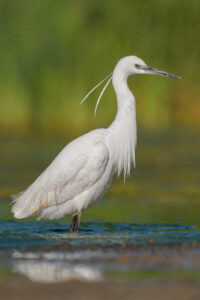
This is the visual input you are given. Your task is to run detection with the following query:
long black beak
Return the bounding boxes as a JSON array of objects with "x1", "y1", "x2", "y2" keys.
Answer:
[{"x1": 141, "y1": 65, "x2": 181, "y2": 79}]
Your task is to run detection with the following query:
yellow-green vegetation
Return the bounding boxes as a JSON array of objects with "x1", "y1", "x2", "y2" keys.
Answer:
[
  {"x1": 0, "y1": 270, "x2": 18, "y2": 280},
  {"x1": 1, "y1": 197, "x2": 200, "y2": 224},
  {"x1": 0, "y1": 0, "x2": 199, "y2": 137},
  {"x1": 107, "y1": 270, "x2": 200, "y2": 281}
]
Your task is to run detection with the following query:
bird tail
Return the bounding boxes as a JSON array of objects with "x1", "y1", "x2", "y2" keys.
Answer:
[
  {"x1": 11, "y1": 179, "x2": 44, "y2": 219},
  {"x1": 11, "y1": 189, "x2": 34, "y2": 219}
]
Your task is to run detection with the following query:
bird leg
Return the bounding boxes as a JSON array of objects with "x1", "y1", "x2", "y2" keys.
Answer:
[
  {"x1": 69, "y1": 211, "x2": 82, "y2": 233},
  {"x1": 69, "y1": 214, "x2": 78, "y2": 233},
  {"x1": 75, "y1": 211, "x2": 82, "y2": 233}
]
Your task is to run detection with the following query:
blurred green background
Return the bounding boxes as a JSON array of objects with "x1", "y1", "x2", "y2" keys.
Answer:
[{"x1": 0, "y1": 0, "x2": 199, "y2": 138}]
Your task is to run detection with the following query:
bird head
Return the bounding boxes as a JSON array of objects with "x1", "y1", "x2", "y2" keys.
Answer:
[
  {"x1": 81, "y1": 55, "x2": 181, "y2": 116},
  {"x1": 115, "y1": 56, "x2": 181, "y2": 79}
]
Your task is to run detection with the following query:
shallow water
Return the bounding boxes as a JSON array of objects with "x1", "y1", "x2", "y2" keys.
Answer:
[
  {"x1": 0, "y1": 204, "x2": 200, "y2": 249},
  {"x1": 0, "y1": 130, "x2": 200, "y2": 285}
]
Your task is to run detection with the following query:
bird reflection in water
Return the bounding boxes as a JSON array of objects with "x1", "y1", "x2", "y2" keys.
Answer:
[{"x1": 12, "y1": 250, "x2": 103, "y2": 283}]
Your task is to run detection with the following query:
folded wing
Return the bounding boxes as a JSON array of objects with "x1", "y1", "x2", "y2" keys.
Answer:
[{"x1": 12, "y1": 131, "x2": 109, "y2": 219}]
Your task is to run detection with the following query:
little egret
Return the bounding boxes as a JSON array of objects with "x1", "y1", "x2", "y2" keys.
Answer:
[{"x1": 12, "y1": 56, "x2": 180, "y2": 232}]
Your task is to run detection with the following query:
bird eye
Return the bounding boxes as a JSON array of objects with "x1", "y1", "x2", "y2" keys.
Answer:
[{"x1": 135, "y1": 64, "x2": 140, "y2": 69}]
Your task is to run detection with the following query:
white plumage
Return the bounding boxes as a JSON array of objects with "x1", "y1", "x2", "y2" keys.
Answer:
[{"x1": 12, "y1": 56, "x2": 180, "y2": 231}]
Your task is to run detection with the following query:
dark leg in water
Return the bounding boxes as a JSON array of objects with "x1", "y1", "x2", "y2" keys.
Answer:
[
  {"x1": 69, "y1": 214, "x2": 77, "y2": 232},
  {"x1": 69, "y1": 212, "x2": 82, "y2": 233}
]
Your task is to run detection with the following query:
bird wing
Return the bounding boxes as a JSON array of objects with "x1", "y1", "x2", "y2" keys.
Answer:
[
  {"x1": 12, "y1": 130, "x2": 110, "y2": 218},
  {"x1": 43, "y1": 137, "x2": 109, "y2": 205}
]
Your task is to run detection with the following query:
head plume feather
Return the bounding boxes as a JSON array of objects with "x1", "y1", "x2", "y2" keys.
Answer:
[{"x1": 81, "y1": 73, "x2": 113, "y2": 116}]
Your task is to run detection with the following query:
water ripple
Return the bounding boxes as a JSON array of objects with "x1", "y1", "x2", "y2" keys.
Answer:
[{"x1": 0, "y1": 220, "x2": 199, "y2": 249}]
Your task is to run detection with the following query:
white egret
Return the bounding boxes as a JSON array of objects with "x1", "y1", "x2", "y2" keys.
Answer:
[{"x1": 12, "y1": 56, "x2": 180, "y2": 232}]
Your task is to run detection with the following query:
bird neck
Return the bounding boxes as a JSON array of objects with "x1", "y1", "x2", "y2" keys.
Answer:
[
  {"x1": 112, "y1": 68, "x2": 133, "y2": 109},
  {"x1": 106, "y1": 70, "x2": 137, "y2": 179}
]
